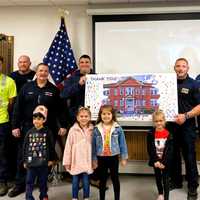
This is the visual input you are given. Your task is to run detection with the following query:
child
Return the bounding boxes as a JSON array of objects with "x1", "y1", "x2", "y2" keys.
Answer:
[
  {"x1": 23, "y1": 105, "x2": 57, "y2": 200},
  {"x1": 63, "y1": 107, "x2": 93, "y2": 200},
  {"x1": 147, "y1": 110, "x2": 173, "y2": 200},
  {"x1": 92, "y1": 104, "x2": 128, "y2": 200}
]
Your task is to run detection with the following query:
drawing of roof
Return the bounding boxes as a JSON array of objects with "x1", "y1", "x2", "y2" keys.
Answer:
[{"x1": 104, "y1": 77, "x2": 153, "y2": 88}]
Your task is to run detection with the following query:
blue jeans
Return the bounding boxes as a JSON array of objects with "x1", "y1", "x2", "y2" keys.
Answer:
[
  {"x1": 26, "y1": 166, "x2": 48, "y2": 200},
  {"x1": 72, "y1": 173, "x2": 90, "y2": 199}
]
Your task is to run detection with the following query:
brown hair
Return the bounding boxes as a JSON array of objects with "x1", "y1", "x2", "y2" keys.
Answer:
[
  {"x1": 96, "y1": 104, "x2": 117, "y2": 124},
  {"x1": 79, "y1": 54, "x2": 91, "y2": 62}
]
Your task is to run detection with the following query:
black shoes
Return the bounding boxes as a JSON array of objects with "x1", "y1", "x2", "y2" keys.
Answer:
[
  {"x1": 0, "y1": 183, "x2": 8, "y2": 196},
  {"x1": 8, "y1": 186, "x2": 25, "y2": 197},
  {"x1": 187, "y1": 187, "x2": 198, "y2": 200},
  {"x1": 169, "y1": 182, "x2": 183, "y2": 191}
]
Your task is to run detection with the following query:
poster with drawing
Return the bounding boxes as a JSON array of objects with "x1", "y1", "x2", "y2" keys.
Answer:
[{"x1": 85, "y1": 74, "x2": 178, "y2": 126}]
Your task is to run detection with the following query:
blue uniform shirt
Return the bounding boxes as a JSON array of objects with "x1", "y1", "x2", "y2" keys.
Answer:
[{"x1": 177, "y1": 75, "x2": 200, "y2": 114}]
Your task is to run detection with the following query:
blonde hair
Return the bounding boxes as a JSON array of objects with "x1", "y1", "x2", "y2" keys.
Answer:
[
  {"x1": 152, "y1": 109, "x2": 166, "y2": 123},
  {"x1": 76, "y1": 106, "x2": 91, "y2": 117}
]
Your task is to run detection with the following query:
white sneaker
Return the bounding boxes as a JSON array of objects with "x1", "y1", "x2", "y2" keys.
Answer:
[{"x1": 156, "y1": 194, "x2": 164, "y2": 200}]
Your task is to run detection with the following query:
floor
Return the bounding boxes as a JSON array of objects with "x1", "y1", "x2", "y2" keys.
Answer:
[{"x1": 1, "y1": 175, "x2": 199, "y2": 200}]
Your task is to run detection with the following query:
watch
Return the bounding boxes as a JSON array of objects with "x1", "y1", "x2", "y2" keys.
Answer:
[{"x1": 184, "y1": 112, "x2": 189, "y2": 120}]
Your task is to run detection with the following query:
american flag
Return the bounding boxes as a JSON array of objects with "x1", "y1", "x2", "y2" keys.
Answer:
[{"x1": 43, "y1": 17, "x2": 77, "y2": 85}]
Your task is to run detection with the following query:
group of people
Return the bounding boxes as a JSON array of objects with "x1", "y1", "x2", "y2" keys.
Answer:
[{"x1": 0, "y1": 54, "x2": 200, "y2": 200}]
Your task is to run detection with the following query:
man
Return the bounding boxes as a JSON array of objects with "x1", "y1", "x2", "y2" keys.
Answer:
[
  {"x1": 171, "y1": 58, "x2": 200, "y2": 200},
  {"x1": 0, "y1": 56, "x2": 17, "y2": 196},
  {"x1": 10, "y1": 55, "x2": 35, "y2": 93},
  {"x1": 9, "y1": 55, "x2": 35, "y2": 181},
  {"x1": 61, "y1": 54, "x2": 93, "y2": 124},
  {"x1": 9, "y1": 63, "x2": 67, "y2": 197}
]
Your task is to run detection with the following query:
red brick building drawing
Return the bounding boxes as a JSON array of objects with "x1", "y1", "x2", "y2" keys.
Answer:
[{"x1": 103, "y1": 77, "x2": 160, "y2": 115}]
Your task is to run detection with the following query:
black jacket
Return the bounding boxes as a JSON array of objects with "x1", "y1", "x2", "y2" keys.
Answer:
[
  {"x1": 10, "y1": 70, "x2": 35, "y2": 93},
  {"x1": 23, "y1": 126, "x2": 57, "y2": 168},
  {"x1": 12, "y1": 80, "x2": 67, "y2": 137},
  {"x1": 60, "y1": 69, "x2": 93, "y2": 122},
  {"x1": 147, "y1": 126, "x2": 173, "y2": 169}
]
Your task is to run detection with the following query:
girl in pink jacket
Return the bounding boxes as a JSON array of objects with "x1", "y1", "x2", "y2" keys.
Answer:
[{"x1": 63, "y1": 107, "x2": 93, "y2": 200}]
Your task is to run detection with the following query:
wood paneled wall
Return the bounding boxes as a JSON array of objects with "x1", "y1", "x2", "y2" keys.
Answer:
[
  {"x1": 0, "y1": 34, "x2": 14, "y2": 75},
  {"x1": 125, "y1": 130, "x2": 200, "y2": 161}
]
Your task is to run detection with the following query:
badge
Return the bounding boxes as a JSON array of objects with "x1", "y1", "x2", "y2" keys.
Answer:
[
  {"x1": 33, "y1": 151, "x2": 37, "y2": 157},
  {"x1": 28, "y1": 157, "x2": 32, "y2": 162},
  {"x1": 181, "y1": 88, "x2": 189, "y2": 94}
]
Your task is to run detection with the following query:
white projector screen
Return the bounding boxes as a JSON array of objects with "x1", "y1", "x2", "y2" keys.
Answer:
[{"x1": 93, "y1": 14, "x2": 200, "y2": 78}]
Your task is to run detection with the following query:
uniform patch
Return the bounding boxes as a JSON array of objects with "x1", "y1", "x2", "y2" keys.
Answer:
[
  {"x1": 45, "y1": 92, "x2": 53, "y2": 96},
  {"x1": 181, "y1": 88, "x2": 189, "y2": 94}
]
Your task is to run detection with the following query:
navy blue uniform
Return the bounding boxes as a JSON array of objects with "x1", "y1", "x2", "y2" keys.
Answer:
[
  {"x1": 10, "y1": 70, "x2": 35, "y2": 93},
  {"x1": 60, "y1": 69, "x2": 93, "y2": 124},
  {"x1": 196, "y1": 74, "x2": 200, "y2": 133},
  {"x1": 12, "y1": 80, "x2": 67, "y2": 189},
  {"x1": 171, "y1": 75, "x2": 200, "y2": 190}
]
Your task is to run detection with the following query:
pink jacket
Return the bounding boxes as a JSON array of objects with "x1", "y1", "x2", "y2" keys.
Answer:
[{"x1": 63, "y1": 122, "x2": 93, "y2": 175}]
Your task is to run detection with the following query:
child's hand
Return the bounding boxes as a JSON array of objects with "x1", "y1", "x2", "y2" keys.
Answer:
[
  {"x1": 23, "y1": 163, "x2": 27, "y2": 169},
  {"x1": 92, "y1": 160, "x2": 98, "y2": 169},
  {"x1": 48, "y1": 161, "x2": 54, "y2": 166},
  {"x1": 154, "y1": 161, "x2": 161, "y2": 168},
  {"x1": 121, "y1": 159, "x2": 127, "y2": 167},
  {"x1": 64, "y1": 165, "x2": 71, "y2": 171}
]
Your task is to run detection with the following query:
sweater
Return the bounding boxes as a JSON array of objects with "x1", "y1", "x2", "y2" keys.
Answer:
[
  {"x1": 63, "y1": 122, "x2": 93, "y2": 175},
  {"x1": 23, "y1": 126, "x2": 57, "y2": 168}
]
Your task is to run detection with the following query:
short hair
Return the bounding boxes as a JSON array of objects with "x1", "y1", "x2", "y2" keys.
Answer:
[
  {"x1": 175, "y1": 57, "x2": 189, "y2": 65},
  {"x1": 0, "y1": 56, "x2": 3, "y2": 63},
  {"x1": 152, "y1": 109, "x2": 166, "y2": 122},
  {"x1": 79, "y1": 54, "x2": 91, "y2": 62},
  {"x1": 36, "y1": 62, "x2": 49, "y2": 71}
]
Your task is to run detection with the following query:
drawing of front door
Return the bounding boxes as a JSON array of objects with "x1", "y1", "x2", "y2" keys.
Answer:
[{"x1": 125, "y1": 98, "x2": 134, "y2": 113}]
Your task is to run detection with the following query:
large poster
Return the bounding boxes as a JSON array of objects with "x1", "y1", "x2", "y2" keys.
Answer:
[{"x1": 85, "y1": 74, "x2": 178, "y2": 126}]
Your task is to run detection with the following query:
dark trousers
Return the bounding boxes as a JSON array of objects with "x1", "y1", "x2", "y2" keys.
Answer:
[
  {"x1": 98, "y1": 155, "x2": 120, "y2": 200},
  {"x1": 171, "y1": 123, "x2": 199, "y2": 189},
  {"x1": 0, "y1": 122, "x2": 10, "y2": 183},
  {"x1": 72, "y1": 173, "x2": 90, "y2": 199},
  {"x1": 26, "y1": 166, "x2": 48, "y2": 200},
  {"x1": 154, "y1": 167, "x2": 169, "y2": 200}
]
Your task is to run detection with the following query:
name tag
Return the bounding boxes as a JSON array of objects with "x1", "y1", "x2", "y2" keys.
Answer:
[{"x1": 181, "y1": 88, "x2": 189, "y2": 94}]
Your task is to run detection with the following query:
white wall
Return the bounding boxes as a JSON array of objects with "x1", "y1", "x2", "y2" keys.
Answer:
[{"x1": 0, "y1": 5, "x2": 92, "y2": 70}]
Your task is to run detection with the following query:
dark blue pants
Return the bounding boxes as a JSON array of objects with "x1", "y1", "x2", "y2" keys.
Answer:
[
  {"x1": 171, "y1": 122, "x2": 199, "y2": 189},
  {"x1": 72, "y1": 173, "x2": 90, "y2": 199},
  {"x1": 26, "y1": 166, "x2": 48, "y2": 200},
  {"x1": 0, "y1": 122, "x2": 9, "y2": 183}
]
